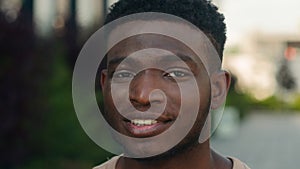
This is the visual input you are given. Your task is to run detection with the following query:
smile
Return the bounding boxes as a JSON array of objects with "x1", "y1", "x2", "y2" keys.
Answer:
[
  {"x1": 123, "y1": 117, "x2": 173, "y2": 138},
  {"x1": 130, "y1": 119, "x2": 158, "y2": 126}
]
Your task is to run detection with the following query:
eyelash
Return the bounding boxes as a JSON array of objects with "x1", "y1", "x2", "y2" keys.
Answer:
[
  {"x1": 112, "y1": 70, "x2": 136, "y2": 79},
  {"x1": 164, "y1": 70, "x2": 187, "y2": 78},
  {"x1": 111, "y1": 68, "x2": 192, "y2": 81},
  {"x1": 164, "y1": 68, "x2": 192, "y2": 78}
]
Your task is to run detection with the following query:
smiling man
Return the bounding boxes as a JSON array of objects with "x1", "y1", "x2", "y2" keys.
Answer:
[{"x1": 94, "y1": 0, "x2": 250, "y2": 169}]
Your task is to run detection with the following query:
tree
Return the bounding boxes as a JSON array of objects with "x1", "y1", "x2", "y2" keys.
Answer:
[
  {"x1": 65, "y1": 0, "x2": 79, "y2": 68},
  {"x1": 0, "y1": 0, "x2": 37, "y2": 168}
]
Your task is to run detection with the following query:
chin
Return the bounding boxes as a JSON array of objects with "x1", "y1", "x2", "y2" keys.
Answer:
[
  {"x1": 120, "y1": 137, "x2": 174, "y2": 158},
  {"x1": 120, "y1": 131, "x2": 200, "y2": 160}
]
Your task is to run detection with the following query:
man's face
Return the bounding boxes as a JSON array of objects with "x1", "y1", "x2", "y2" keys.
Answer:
[{"x1": 101, "y1": 22, "x2": 212, "y2": 157}]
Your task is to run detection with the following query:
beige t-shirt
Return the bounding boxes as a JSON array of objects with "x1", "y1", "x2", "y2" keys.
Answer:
[{"x1": 93, "y1": 156, "x2": 251, "y2": 169}]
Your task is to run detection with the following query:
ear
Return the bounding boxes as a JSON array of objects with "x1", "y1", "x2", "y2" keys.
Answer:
[
  {"x1": 211, "y1": 70, "x2": 231, "y2": 109},
  {"x1": 101, "y1": 69, "x2": 108, "y2": 91}
]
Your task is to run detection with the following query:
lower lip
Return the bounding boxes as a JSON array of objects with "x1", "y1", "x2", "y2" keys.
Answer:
[{"x1": 124, "y1": 121, "x2": 172, "y2": 138}]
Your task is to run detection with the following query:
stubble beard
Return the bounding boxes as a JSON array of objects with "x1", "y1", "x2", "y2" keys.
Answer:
[{"x1": 132, "y1": 98, "x2": 211, "y2": 162}]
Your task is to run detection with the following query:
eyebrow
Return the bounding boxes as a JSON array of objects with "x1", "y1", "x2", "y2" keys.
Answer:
[
  {"x1": 108, "y1": 56, "x2": 136, "y2": 66},
  {"x1": 107, "y1": 54, "x2": 197, "y2": 67},
  {"x1": 108, "y1": 57, "x2": 125, "y2": 66},
  {"x1": 160, "y1": 54, "x2": 196, "y2": 64}
]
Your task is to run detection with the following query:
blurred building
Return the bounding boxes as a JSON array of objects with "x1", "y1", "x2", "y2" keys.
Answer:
[
  {"x1": 223, "y1": 31, "x2": 300, "y2": 100},
  {"x1": 33, "y1": 0, "x2": 115, "y2": 37}
]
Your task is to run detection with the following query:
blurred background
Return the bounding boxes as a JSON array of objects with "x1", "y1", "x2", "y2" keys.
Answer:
[{"x1": 0, "y1": 0, "x2": 299, "y2": 168}]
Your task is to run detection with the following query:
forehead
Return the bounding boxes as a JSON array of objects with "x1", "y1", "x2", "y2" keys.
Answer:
[
  {"x1": 107, "y1": 34, "x2": 196, "y2": 59},
  {"x1": 107, "y1": 20, "x2": 200, "y2": 49},
  {"x1": 105, "y1": 20, "x2": 220, "y2": 73},
  {"x1": 106, "y1": 34, "x2": 203, "y2": 71}
]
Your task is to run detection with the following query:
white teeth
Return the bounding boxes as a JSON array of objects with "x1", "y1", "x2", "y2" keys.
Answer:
[{"x1": 130, "y1": 119, "x2": 158, "y2": 126}]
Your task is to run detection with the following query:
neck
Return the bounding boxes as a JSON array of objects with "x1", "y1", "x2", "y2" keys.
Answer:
[{"x1": 118, "y1": 141, "x2": 226, "y2": 169}]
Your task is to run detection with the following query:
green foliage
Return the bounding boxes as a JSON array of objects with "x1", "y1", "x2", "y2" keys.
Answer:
[
  {"x1": 227, "y1": 88, "x2": 300, "y2": 117},
  {"x1": 289, "y1": 95, "x2": 300, "y2": 110},
  {"x1": 21, "y1": 40, "x2": 113, "y2": 169},
  {"x1": 254, "y1": 96, "x2": 285, "y2": 110},
  {"x1": 226, "y1": 89, "x2": 255, "y2": 119}
]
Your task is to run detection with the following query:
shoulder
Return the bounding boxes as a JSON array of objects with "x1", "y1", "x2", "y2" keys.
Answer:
[
  {"x1": 229, "y1": 157, "x2": 251, "y2": 169},
  {"x1": 93, "y1": 156, "x2": 120, "y2": 169}
]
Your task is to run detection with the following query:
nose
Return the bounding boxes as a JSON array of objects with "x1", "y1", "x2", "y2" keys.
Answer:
[{"x1": 129, "y1": 69, "x2": 165, "y2": 111}]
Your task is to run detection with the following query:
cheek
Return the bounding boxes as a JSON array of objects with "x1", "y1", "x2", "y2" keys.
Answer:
[
  {"x1": 102, "y1": 85, "x2": 121, "y2": 122},
  {"x1": 180, "y1": 73, "x2": 211, "y2": 117},
  {"x1": 166, "y1": 84, "x2": 180, "y2": 98},
  {"x1": 163, "y1": 83, "x2": 182, "y2": 110},
  {"x1": 103, "y1": 81, "x2": 128, "y2": 108}
]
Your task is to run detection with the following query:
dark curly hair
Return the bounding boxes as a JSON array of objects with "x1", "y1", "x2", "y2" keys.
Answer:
[{"x1": 104, "y1": 0, "x2": 226, "y2": 60}]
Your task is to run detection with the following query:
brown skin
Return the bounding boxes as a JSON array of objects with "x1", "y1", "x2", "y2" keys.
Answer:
[{"x1": 101, "y1": 25, "x2": 231, "y2": 169}]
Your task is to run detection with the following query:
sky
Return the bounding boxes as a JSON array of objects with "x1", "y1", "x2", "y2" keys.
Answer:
[{"x1": 219, "y1": 0, "x2": 300, "y2": 45}]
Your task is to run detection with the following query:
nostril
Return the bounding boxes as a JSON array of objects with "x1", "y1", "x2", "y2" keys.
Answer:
[
  {"x1": 129, "y1": 89, "x2": 166, "y2": 112},
  {"x1": 130, "y1": 91, "x2": 167, "y2": 116},
  {"x1": 129, "y1": 99, "x2": 151, "y2": 112}
]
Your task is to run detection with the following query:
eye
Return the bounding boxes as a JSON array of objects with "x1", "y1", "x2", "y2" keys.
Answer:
[
  {"x1": 167, "y1": 71, "x2": 186, "y2": 77},
  {"x1": 164, "y1": 68, "x2": 192, "y2": 79},
  {"x1": 113, "y1": 70, "x2": 135, "y2": 79}
]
